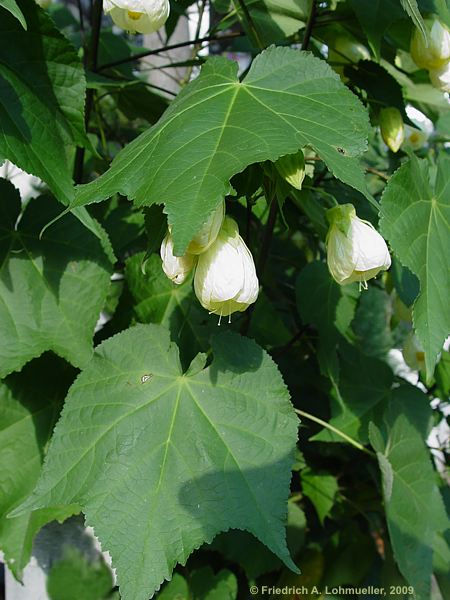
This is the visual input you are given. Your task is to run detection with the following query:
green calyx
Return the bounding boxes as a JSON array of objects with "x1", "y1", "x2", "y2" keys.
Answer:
[{"x1": 326, "y1": 203, "x2": 356, "y2": 236}]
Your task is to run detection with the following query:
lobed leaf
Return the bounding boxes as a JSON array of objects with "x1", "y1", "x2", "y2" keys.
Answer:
[
  {"x1": 74, "y1": 47, "x2": 371, "y2": 254},
  {"x1": 15, "y1": 324, "x2": 299, "y2": 600}
]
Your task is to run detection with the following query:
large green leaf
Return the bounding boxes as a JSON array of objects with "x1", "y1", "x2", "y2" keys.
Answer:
[
  {"x1": 369, "y1": 385, "x2": 447, "y2": 600},
  {"x1": 0, "y1": 0, "x2": 87, "y2": 203},
  {"x1": 74, "y1": 47, "x2": 371, "y2": 254},
  {"x1": 0, "y1": 0, "x2": 26, "y2": 28},
  {"x1": 0, "y1": 355, "x2": 79, "y2": 578},
  {"x1": 15, "y1": 324, "x2": 299, "y2": 600},
  {"x1": 300, "y1": 469, "x2": 338, "y2": 524},
  {"x1": 0, "y1": 180, "x2": 113, "y2": 378},
  {"x1": 380, "y1": 154, "x2": 450, "y2": 378}
]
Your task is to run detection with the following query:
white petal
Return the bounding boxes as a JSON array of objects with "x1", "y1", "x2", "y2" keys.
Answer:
[{"x1": 351, "y1": 218, "x2": 391, "y2": 272}]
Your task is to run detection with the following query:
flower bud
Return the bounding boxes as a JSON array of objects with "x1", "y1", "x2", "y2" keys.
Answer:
[
  {"x1": 326, "y1": 204, "x2": 391, "y2": 289},
  {"x1": 187, "y1": 201, "x2": 225, "y2": 255},
  {"x1": 160, "y1": 232, "x2": 196, "y2": 285},
  {"x1": 275, "y1": 151, "x2": 306, "y2": 190},
  {"x1": 429, "y1": 61, "x2": 450, "y2": 92},
  {"x1": 402, "y1": 125, "x2": 429, "y2": 151},
  {"x1": 194, "y1": 217, "x2": 259, "y2": 320},
  {"x1": 402, "y1": 331, "x2": 425, "y2": 372},
  {"x1": 35, "y1": 0, "x2": 52, "y2": 8},
  {"x1": 103, "y1": 0, "x2": 170, "y2": 34},
  {"x1": 379, "y1": 107, "x2": 404, "y2": 153},
  {"x1": 410, "y1": 17, "x2": 450, "y2": 69}
]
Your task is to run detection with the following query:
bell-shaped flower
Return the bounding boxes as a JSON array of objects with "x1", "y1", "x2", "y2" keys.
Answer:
[
  {"x1": 410, "y1": 17, "x2": 450, "y2": 69},
  {"x1": 186, "y1": 201, "x2": 225, "y2": 255},
  {"x1": 194, "y1": 217, "x2": 259, "y2": 320},
  {"x1": 275, "y1": 150, "x2": 306, "y2": 190},
  {"x1": 103, "y1": 0, "x2": 170, "y2": 35},
  {"x1": 379, "y1": 107, "x2": 404, "y2": 153},
  {"x1": 160, "y1": 232, "x2": 196, "y2": 285},
  {"x1": 326, "y1": 204, "x2": 391, "y2": 289},
  {"x1": 429, "y1": 61, "x2": 450, "y2": 92}
]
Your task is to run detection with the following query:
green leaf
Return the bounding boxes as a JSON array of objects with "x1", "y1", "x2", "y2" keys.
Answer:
[
  {"x1": 210, "y1": 503, "x2": 306, "y2": 579},
  {"x1": 157, "y1": 573, "x2": 189, "y2": 600},
  {"x1": 350, "y1": 0, "x2": 404, "y2": 60},
  {"x1": 313, "y1": 342, "x2": 393, "y2": 444},
  {"x1": 296, "y1": 261, "x2": 358, "y2": 382},
  {"x1": 190, "y1": 567, "x2": 237, "y2": 600},
  {"x1": 218, "y1": 0, "x2": 311, "y2": 45},
  {"x1": 0, "y1": 180, "x2": 113, "y2": 378},
  {"x1": 15, "y1": 324, "x2": 299, "y2": 600},
  {"x1": 369, "y1": 385, "x2": 447, "y2": 600},
  {"x1": 352, "y1": 286, "x2": 393, "y2": 358},
  {"x1": 0, "y1": 0, "x2": 26, "y2": 29},
  {"x1": 301, "y1": 469, "x2": 338, "y2": 524},
  {"x1": 74, "y1": 47, "x2": 371, "y2": 254},
  {"x1": 400, "y1": 0, "x2": 427, "y2": 41},
  {"x1": 125, "y1": 252, "x2": 213, "y2": 366},
  {"x1": 380, "y1": 154, "x2": 450, "y2": 379},
  {"x1": 0, "y1": 0, "x2": 87, "y2": 204},
  {"x1": 0, "y1": 355, "x2": 79, "y2": 578},
  {"x1": 47, "y1": 548, "x2": 113, "y2": 600}
]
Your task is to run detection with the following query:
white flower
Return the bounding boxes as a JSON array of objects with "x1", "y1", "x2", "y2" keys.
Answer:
[
  {"x1": 326, "y1": 204, "x2": 391, "y2": 289},
  {"x1": 429, "y1": 61, "x2": 450, "y2": 92},
  {"x1": 402, "y1": 124, "x2": 429, "y2": 151},
  {"x1": 160, "y1": 232, "x2": 196, "y2": 285},
  {"x1": 410, "y1": 17, "x2": 450, "y2": 69},
  {"x1": 194, "y1": 217, "x2": 259, "y2": 320},
  {"x1": 186, "y1": 201, "x2": 225, "y2": 255},
  {"x1": 103, "y1": 0, "x2": 170, "y2": 34}
]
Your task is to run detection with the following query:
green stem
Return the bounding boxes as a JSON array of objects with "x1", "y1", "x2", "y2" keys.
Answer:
[
  {"x1": 294, "y1": 408, "x2": 376, "y2": 457},
  {"x1": 232, "y1": 0, "x2": 265, "y2": 49}
]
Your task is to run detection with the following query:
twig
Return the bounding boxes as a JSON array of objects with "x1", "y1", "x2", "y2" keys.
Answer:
[
  {"x1": 295, "y1": 409, "x2": 376, "y2": 456},
  {"x1": 98, "y1": 31, "x2": 244, "y2": 71},
  {"x1": 366, "y1": 167, "x2": 390, "y2": 181},
  {"x1": 73, "y1": 0, "x2": 103, "y2": 184},
  {"x1": 301, "y1": 0, "x2": 317, "y2": 51}
]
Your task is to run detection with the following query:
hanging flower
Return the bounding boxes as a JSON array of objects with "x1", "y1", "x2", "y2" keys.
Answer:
[
  {"x1": 194, "y1": 217, "x2": 259, "y2": 321},
  {"x1": 410, "y1": 17, "x2": 450, "y2": 69},
  {"x1": 160, "y1": 232, "x2": 196, "y2": 285},
  {"x1": 429, "y1": 61, "x2": 450, "y2": 92},
  {"x1": 186, "y1": 201, "x2": 225, "y2": 255},
  {"x1": 326, "y1": 204, "x2": 391, "y2": 289},
  {"x1": 103, "y1": 0, "x2": 170, "y2": 35},
  {"x1": 379, "y1": 107, "x2": 404, "y2": 153}
]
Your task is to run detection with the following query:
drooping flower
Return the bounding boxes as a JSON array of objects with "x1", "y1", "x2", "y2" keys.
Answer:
[
  {"x1": 194, "y1": 217, "x2": 259, "y2": 321},
  {"x1": 160, "y1": 232, "x2": 196, "y2": 285},
  {"x1": 275, "y1": 150, "x2": 306, "y2": 190},
  {"x1": 379, "y1": 107, "x2": 404, "y2": 153},
  {"x1": 103, "y1": 0, "x2": 170, "y2": 35},
  {"x1": 186, "y1": 201, "x2": 225, "y2": 255},
  {"x1": 326, "y1": 204, "x2": 391, "y2": 289},
  {"x1": 429, "y1": 61, "x2": 450, "y2": 92},
  {"x1": 410, "y1": 17, "x2": 450, "y2": 69}
]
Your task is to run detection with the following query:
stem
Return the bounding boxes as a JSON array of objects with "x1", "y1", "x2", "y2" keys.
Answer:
[
  {"x1": 256, "y1": 191, "x2": 278, "y2": 276},
  {"x1": 98, "y1": 32, "x2": 244, "y2": 71},
  {"x1": 301, "y1": 0, "x2": 317, "y2": 51},
  {"x1": 233, "y1": 0, "x2": 264, "y2": 49},
  {"x1": 73, "y1": 0, "x2": 103, "y2": 184},
  {"x1": 295, "y1": 408, "x2": 376, "y2": 457}
]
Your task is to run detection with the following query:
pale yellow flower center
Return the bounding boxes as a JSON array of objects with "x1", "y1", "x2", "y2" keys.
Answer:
[
  {"x1": 127, "y1": 10, "x2": 143, "y2": 20},
  {"x1": 409, "y1": 132, "x2": 420, "y2": 144}
]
